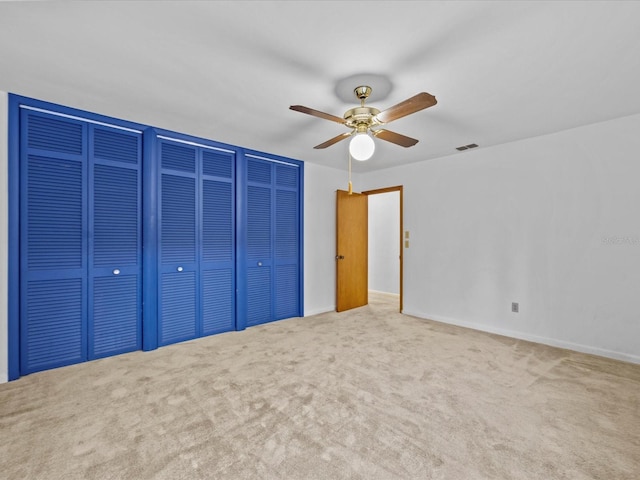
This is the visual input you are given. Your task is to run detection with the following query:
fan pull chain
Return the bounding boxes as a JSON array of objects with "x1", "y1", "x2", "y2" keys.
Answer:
[{"x1": 348, "y1": 152, "x2": 353, "y2": 195}]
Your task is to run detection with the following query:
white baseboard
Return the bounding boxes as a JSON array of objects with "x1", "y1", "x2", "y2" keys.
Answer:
[
  {"x1": 402, "y1": 310, "x2": 640, "y2": 365},
  {"x1": 303, "y1": 306, "x2": 335, "y2": 317}
]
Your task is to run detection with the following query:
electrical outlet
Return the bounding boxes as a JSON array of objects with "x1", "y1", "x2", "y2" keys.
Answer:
[{"x1": 512, "y1": 302, "x2": 519, "y2": 313}]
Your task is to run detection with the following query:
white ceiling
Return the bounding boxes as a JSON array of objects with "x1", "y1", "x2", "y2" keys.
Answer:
[{"x1": 1, "y1": 1, "x2": 640, "y2": 172}]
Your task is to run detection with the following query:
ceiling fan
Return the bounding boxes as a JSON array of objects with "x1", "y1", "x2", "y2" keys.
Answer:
[{"x1": 290, "y1": 85, "x2": 437, "y2": 160}]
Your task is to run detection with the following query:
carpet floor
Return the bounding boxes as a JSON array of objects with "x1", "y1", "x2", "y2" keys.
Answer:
[{"x1": 1, "y1": 292, "x2": 639, "y2": 479}]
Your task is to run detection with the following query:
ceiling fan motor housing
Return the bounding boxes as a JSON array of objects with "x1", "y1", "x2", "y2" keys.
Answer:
[{"x1": 343, "y1": 106, "x2": 381, "y2": 130}]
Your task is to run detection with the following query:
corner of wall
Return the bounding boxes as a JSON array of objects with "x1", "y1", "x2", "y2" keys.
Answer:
[{"x1": 303, "y1": 162, "x2": 351, "y2": 315}]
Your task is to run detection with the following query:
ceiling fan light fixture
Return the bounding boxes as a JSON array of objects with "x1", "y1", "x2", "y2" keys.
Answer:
[{"x1": 349, "y1": 132, "x2": 375, "y2": 161}]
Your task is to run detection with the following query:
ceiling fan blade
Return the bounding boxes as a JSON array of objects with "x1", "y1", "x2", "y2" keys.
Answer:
[
  {"x1": 290, "y1": 105, "x2": 346, "y2": 124},
  {"x1": 375, "y1": 92, "x2": 437, "y2": 124},
  {"x1": 371, "y1": 129, "x2": 419, "y2": 147},
  {"x1": 314, "y1": 132, "x2": 352, "y2": 149}
]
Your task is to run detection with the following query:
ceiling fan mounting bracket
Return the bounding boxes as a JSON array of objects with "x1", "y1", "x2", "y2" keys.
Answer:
[{"x1": 354, "y1": 85, "x2": 372, "y2": 102}]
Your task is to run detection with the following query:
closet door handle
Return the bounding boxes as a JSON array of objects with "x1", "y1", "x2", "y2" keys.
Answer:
[
  {"x1": 177, "y1": 266, "x2": 183, "y2": 272},
  {"x1": 112, "y1": 269, "x2": 120, "y2": 275}
]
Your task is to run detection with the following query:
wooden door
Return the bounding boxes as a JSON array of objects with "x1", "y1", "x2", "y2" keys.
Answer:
[{"x1": 336, "y1": 190, "x2": 368, "y2": 312}]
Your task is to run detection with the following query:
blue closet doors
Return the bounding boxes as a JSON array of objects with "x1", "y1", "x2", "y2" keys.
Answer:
[
  {"x1": 19, "y1": 108, "x2": 142, "y2": 375},
  {"x1": 10, "y1": 96, "x2": 303, "y2": 379},
  {"x1": 239, "y1": 154, "x2": 302, "y2": 328},
  {"x1": 157, "y1": 137, "x2": 236, "y2": 346}
]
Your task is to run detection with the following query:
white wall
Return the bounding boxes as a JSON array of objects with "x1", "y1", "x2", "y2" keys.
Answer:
[
  {"x1": 361, "y1": 113, "x2": 640, "y2": 364},
  {"x1": 1, "y1": 91, "x2": 8, "y2": 383},
  {"x1": 368, "y1": 191, "x2": 400, "y2": 294},
  {"x1": 303, "y1": 162, "x2": 357, "y2": 316}
]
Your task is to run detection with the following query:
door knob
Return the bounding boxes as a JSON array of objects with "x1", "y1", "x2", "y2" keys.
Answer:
[
  {"x1": 177, "y1": 266, "x2": 183, "y2": 272},
  {"x1": 335, "y1": 255, "x2": 345, "y2": 260}
]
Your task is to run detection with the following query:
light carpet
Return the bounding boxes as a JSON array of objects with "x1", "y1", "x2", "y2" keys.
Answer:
[{"x1": 1, "y1": 292, "x2": 639, "y2": 479}]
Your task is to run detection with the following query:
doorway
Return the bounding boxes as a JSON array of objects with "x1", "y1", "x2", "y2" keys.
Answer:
[
  {"x1": 335, "y1": 185, "x2": 403, "y2": 313},
  {"x1": 364, "y1": 186, "x2": 403, "y2": 312}
]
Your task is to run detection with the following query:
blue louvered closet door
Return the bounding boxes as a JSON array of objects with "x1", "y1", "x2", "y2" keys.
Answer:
[
  {"x1": 89, "y1": 126, "x2": 142, "y2": 359},
  {"x1": 19, "y1": 109, "x2": 142, "y2": 375},
  {"x1": 274, "y1": 164, "x2": 301, "y2": 319},
  {"x1": 242, "y1": 155, "x2": 301, "y2": 327},
  {"x1": 158, "y1": 138, "x2": 235, "y2": 346},
  {"x1": 201, "y1": 150, "x2": 235, "y2": 336}
]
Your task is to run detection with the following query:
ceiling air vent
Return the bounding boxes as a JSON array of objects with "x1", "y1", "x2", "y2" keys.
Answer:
[{"x1": 456, "y1": 143, "x2": 479, "y2": 151}]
